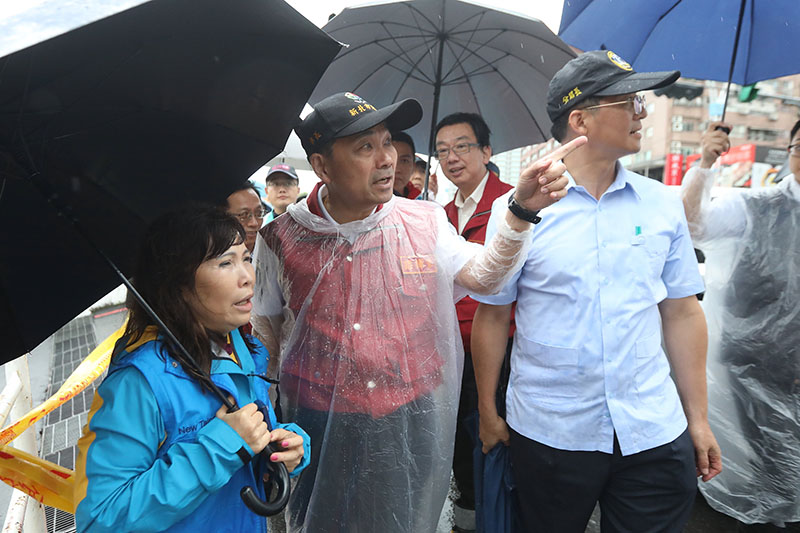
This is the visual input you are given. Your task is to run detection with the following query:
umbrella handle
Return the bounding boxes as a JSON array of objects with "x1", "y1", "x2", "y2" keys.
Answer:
[
  {"x1": 240, "y1": 441, "x2": 291, "y2": 516},
  {"x1": 239, "y1": 400, "x2": 291, "y2": 516}
]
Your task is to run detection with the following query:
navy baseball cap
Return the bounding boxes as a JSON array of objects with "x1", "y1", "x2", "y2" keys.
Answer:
[
  {"x1": 266, "y1": 163, "x2": 299, "y2": 182},
  {"x1": 547, "y1": 50, "x2": 680, "y2": 121},
  {"x1": 296, "y1": 92, "x2": 423, "y2": 156}
]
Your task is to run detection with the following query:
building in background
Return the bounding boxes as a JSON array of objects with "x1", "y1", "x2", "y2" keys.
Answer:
[
  {"x1": 515, "y1": 74, "x2": 800, "y2": 186},
  {"x1": 490, "y1": 146, "x2": 524, "y2": 186}
]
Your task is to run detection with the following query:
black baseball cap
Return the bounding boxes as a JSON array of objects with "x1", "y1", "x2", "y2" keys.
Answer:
[
  {"x1": 547, "y1": 50, "x2": 680, "y2": 121},
  {"x1": 296, "y1": 92, "x2": 423, "y2": 156}
]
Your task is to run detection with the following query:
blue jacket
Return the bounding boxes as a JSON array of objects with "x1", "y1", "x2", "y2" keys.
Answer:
[{"x1": 75, "y1": 328, "x2": 309, "y2": 533}]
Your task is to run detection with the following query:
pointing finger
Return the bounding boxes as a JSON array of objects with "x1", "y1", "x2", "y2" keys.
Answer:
[{"x1": 544, "y1": 135, "x2": 588, "y2": 162}]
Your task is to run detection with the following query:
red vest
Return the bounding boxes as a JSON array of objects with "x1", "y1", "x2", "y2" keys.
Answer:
[
  {"x1": 444, "y1": 171, "x2": 516, "y2": 349},
  {"x1": 394, "y1": 181, "x2": 422, "y2": 199},
  {"x1": 260, "y1": 184, "x2": 443, "y2": 417}
]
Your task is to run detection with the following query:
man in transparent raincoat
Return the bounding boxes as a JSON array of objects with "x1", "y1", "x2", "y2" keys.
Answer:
[
  {"x1": 250, "y1": 92, "x2": 584, "y2": 532},
  {"x1": 681, "y1": 120, "x2": 800, "y2": 527}
]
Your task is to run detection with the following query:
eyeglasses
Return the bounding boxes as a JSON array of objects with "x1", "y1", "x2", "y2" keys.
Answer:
[
  {"x1": 233, "y1": 207, "x2": 269, "y2": 222},
  {"x1": 267, "y1": 179, "x2": 297, "y2": 188},
  {"x1": 582, "y1": 94, "x2": 646, "y2": 115},
  {"x1": 788, "y1": 143, "x2": 800, "y2": 157},
  {"x1": 434, "y1": 142, "x2": 481, "y2": 161}
]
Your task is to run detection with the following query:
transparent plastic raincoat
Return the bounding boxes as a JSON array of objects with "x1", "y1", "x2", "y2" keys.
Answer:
[
  {"x1": 252, "y1": 184, "x2": 531, "y2": 532},
  {"x1": 683, "y1": 168, "x2": 800, "y2": 525}
]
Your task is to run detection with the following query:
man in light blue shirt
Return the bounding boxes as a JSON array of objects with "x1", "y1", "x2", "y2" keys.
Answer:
[{"x1": 471, "y1": 50, "x2": 722, "y2": 533}]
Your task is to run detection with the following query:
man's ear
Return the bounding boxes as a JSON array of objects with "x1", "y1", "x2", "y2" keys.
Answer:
[
  {"x1": 481, "y1": 145, "x2": 493, "y2": 165},
  {"x1": 309, "y1": 153, "x2": 331, "y2": 185},
  {"x1": 568, "y1": 108, "x2": 590, "y2": 137}
]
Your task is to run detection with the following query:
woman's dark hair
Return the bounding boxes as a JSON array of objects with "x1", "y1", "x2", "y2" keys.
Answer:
[{"x1": 122, "y1": 205, "x2": 253, "y2": 388}]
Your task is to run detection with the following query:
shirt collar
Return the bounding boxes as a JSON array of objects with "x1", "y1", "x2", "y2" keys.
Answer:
[
  {"x1": 565, "y1": 161, "x2": 642, "y2": 201},
  {"x1": 454, "y1": 170, "x2": 490, "y2": 208}
]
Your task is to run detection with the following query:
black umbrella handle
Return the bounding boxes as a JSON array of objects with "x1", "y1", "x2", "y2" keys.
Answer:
[
  {"x1": 240, "y1": 441, "x2": 291, "y2": 516},
  {"x1": 239, "y1": 401, "x2": 291, "y2": 516}
]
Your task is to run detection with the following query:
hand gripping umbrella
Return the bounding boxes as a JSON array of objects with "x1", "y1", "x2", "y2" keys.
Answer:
[
  {"x1": 558, "y1": 0, "x2": 800, "y2": 120},
  {"x1": 0, "y1": 0, "x2": 341, "y2": 515},
  {"x1": 309, "y1": 0, "x2": 576, "y2": 197}
]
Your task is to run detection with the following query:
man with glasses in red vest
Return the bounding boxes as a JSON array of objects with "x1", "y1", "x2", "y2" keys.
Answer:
[{"x1": 435, "y1": 111, "x2": 515, "y2": 532}]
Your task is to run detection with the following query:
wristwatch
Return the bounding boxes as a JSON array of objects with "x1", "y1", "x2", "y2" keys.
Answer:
[{"x1": 507, "y1": 194, "x2": 541, "y2": 224}]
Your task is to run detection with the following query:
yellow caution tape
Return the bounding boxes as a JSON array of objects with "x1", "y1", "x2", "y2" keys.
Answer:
[
  {"x1": 0, "y1": 446, "x2": 75, "y2": 512},
  {"x1": 0, "y1": 319, "x2": 127, "y2": 446},
  {"x1": 0, "y1": 318, "x2": 127, "y2": 511}
]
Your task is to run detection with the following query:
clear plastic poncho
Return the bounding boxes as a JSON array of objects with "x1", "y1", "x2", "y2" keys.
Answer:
[
  {"x1": 252, "y1": 191, "x2": 530, "y2": 533},
  {"x1": 690, "y1": 176, "x2": 800, "y2": 526}
]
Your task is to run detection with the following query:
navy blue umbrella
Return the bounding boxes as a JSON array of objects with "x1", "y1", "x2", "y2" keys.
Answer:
[
  {"x1": 466, "y1": 412, "x2": 520, "y2": 533},
  {"x1": 558, "y1": 0, "x2": 800, "y2": 118}
]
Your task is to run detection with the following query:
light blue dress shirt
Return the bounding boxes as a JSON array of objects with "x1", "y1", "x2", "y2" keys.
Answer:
[{"x1": 474, "y1": 164, "x2": 704, "y2": 456}]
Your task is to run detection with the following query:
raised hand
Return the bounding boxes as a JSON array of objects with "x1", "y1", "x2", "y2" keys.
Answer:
[
  {"x1": 700, "y1": 121, "x2": 731, "y2": 169},
  {"x1": 513, "y1": 136, "x2": 588, "y2": 212}
]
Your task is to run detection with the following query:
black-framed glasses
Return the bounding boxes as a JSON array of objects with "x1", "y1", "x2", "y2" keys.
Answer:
[
  {"x1": 788, "y1": 143, "x2": 800, "y2": 157},
  {"x1": 583, "y1": 94, "x2": 646, "y2": 115},
  {"x1": 434, "y1": 142, "x2": 481, "y2": 160},
  {"x1": 234, "y1": 207, "x2": 269, "y2": 222}
]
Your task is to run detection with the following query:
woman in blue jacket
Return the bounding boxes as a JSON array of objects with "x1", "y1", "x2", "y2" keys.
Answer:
[{"x1": 75, "y1": 206, "x2": 309, "y2": 532}]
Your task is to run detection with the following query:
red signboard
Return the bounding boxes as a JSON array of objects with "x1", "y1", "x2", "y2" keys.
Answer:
[
  {"x1": 719, "y1": 144, "x2": 756, "y2": 165},
  {"x1": 664, "y1": 153, "x2": 684, "y2": 185},
  {"x1": 685, "y1": 153, "x2": 702, "y2": 170}
]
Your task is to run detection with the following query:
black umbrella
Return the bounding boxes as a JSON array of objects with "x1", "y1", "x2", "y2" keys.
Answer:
[
  {"x1": 309, "y1": 0, "x2": 575, "y2": 197},
  {"x1": 0, "y1": 0, "x2": 341, "y2": 364}
]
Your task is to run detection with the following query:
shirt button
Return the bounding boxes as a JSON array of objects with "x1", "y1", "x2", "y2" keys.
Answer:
[
  {"x1": 346, "y1": 255, "x2": 353, "y2": 262},
  {"x1": 367, "y1": 380, "x2": 376, "y2": 390},
  {"x1": 602, "y1": 242, "x2": 608, "y2": 248},
  {"x1": 172, "y1": 361, "x2": 178, "y2": 368},
  {"x1": 353, "y1": 323, "x2": 361, "y2": 331},
  {"x1": 603, "y1": 277, "x2": 610, "y2": 285},
  {"x1": 419, "y1": 284, "x2": 427, "y2": 291}
]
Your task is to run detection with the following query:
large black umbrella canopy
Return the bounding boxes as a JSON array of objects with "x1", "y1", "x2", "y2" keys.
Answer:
[
  {"x1": 310, "y1": 0, "x2": 576, "y2": 154},
  {"x1": 0, "y1": 0, "x2": 341, "y2": 364}
]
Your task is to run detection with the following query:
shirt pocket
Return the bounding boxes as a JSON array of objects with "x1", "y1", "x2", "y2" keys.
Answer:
[
  {"x1": 627, "y1": 234, "x2": 670, "y2": 289},
  {"x1": 643, "y1": 235, "x2": 670, "y2": 278},
  {"x1": 514, "y1": 336, "x2": 581, "y2": 403},
  {"x1": 634, "y1": 330, "x2": 670, "y2": 403}
]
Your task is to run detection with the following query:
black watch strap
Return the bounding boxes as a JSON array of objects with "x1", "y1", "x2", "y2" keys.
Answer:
[{"x1": 507, "y1": 194, "x2": 541, "y2": 224}]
